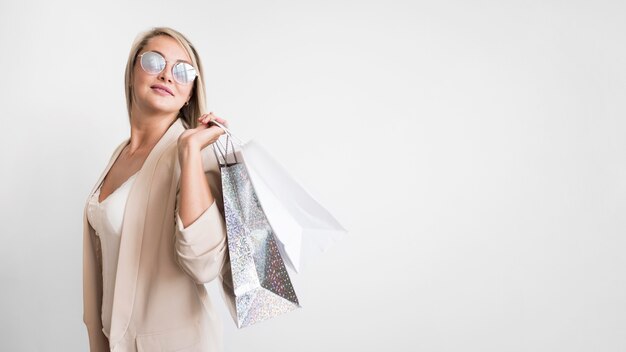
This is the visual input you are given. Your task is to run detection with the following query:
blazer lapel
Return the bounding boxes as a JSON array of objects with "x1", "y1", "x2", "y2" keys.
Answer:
[{"x1": 107, "y1": 118, "x2": 185, "y2": 346}]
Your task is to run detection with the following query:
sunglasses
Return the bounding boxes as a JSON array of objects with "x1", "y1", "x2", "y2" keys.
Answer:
[{"x1": 137, "y1": 51, "x2": 198, "y2": 85}]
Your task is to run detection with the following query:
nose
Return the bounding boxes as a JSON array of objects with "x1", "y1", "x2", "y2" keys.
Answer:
[{"x1": 158, "y1": 63, "x2": 173, "y2": 83}]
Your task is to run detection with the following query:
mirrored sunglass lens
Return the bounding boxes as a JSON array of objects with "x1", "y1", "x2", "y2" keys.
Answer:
[
  {"x1": 141, "y1": 52, "x2": 165, "y2": 73},
  {"x1": 173, "y1": 63, "x2": 196, "y2": 84}
]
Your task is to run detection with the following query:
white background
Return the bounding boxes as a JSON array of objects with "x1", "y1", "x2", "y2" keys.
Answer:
[{"x1": 1, "y1": 0, "x2": 625, "y2": 351}]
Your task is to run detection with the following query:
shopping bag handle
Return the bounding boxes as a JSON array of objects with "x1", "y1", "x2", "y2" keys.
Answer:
[
  {"x1": 212, "y1": 134, "x2": 238, "y2": 166},
  {"x1": 209, "y1": 119, "x2": 241, "y2": 166}
]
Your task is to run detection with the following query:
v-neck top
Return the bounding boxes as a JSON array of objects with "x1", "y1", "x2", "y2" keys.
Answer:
[{"x1": 86, "y1": 172, "x2": 138, "y2": 339}]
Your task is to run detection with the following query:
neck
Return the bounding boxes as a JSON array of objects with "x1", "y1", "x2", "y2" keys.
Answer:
[{"x1": 127, "y1": 105, "x2": 178, "y2": 155}]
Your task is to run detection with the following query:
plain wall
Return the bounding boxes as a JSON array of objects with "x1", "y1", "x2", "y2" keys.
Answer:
[{"x1": 0, "y1": 0, "x2": 625, "y2": 351}]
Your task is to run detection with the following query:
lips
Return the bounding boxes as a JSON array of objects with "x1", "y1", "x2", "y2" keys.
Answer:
[{"x1": 150, "y1": 84, "x2": 174, "y2": 96}]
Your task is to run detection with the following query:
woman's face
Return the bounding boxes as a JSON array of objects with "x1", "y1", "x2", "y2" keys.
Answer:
[{"x1": 132, "y1": 35, "x2": 194, "y2": 116}]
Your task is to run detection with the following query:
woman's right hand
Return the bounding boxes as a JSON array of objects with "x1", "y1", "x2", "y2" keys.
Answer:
[{"x1": 177, "y1": 112, "x2": 229, "y2": 152}]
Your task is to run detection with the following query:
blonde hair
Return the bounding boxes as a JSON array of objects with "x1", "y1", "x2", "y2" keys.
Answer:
[{"x1": 124, "y1": 27, "x2": 206, "y2": 129}]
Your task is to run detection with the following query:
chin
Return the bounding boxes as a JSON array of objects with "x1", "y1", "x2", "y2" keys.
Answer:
[{"x1": 146, "y1": 99, "x2": 180, "y2": 111}]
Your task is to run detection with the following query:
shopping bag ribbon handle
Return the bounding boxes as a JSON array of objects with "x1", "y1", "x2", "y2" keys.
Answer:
[{"x1": 209, "y1": 119, "x2": 241, "y2": 166}]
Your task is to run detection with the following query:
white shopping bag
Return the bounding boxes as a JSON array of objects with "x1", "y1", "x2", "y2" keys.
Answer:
[{"x1": 210, "y1": 121, "x2": 347, "y2": 273}]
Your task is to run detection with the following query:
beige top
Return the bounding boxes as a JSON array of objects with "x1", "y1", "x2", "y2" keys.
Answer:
[{"x1": 86, "y1": 172, "x2": 138, "y2": 339}]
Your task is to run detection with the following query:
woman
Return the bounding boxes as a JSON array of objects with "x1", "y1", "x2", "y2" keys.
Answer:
[{"x1": 82, "y1": 27, "x2": 234, "y2": 352}]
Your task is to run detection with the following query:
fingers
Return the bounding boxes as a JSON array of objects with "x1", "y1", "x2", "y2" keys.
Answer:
[
  {"x1": 194, "y1": 126, "x2": 222, "y2": 143},
  {"x1": 197, "y1": 113, "x2": 212, "y2": 125},
  {"x1": 194, "y1": 112, "x2": 228, "y2": 145},
  {"x1": 197, "y1": 112, "x2": 229, "y2": 129}
]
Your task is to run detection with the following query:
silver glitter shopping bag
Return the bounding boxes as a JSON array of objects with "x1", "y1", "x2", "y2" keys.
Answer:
[{"x1": 212, "y1": 131, "x2": 300, "y2": 328}]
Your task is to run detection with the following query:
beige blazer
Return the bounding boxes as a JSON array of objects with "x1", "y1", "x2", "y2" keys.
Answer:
[{"x1": 82, "y1": 117, "x2": 235, "y2": 352}]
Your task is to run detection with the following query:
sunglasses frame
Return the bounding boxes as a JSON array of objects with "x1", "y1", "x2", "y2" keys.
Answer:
[{"x1": 137, "y1": 51, "x2": 198, "y2": 85}]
